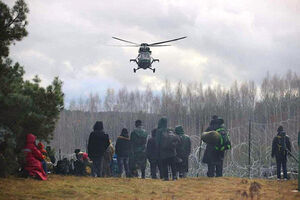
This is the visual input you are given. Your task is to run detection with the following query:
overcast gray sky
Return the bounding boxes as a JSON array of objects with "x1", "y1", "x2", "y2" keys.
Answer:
[{"x1": 5, "y1": 0, "x2": 300, "y2": 102}]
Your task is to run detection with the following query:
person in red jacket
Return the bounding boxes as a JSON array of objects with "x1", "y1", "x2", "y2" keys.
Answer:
[{"x1": 23, "y1": 134, "x2": 47, "y2": 180}]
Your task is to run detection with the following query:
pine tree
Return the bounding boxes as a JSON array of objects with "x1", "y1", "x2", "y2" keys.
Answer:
[{"x1": 0, "y1": 0, "x2": 64, "y2": 176}]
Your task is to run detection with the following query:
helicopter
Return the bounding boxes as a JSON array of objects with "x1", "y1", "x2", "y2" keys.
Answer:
[{"x1": 112, "y1": 36, "x2": 187, "y2": 73}]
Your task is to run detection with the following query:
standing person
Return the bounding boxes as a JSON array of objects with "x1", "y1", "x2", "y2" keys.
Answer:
[
  {"x1": 156, "y1": 117, "x2": 180, "y2": 181},
  {"x1": 272, "y1": 126, "x2": 291, "y2": 180},
  {"x1": 202, "y1": 115, "x2": 220, "y2": 177},
  {"x1": 115, "y1": 128, "x2": 131, "y2": 177},
  {"x1": 202, "y1": 116, "x2": 231, "y2": 177},
  {"x1": 23, "y1": 134, "x2": 47, "y2": 180},
  {"x1": 214, "y1": 121, "x2": 231, "y2": 177},
  {"x1": 146, "y1": 128, "x2": 162, "y2": 179},
  {"x1": 88, "y1": 121, "x2": 110, "y2": 177},
  {"x1": 174, "y1": 125, "x2": 191, "y2": 178},
  {"x1": 130, "y1": 120, "x2": 148, "y2": 178}
]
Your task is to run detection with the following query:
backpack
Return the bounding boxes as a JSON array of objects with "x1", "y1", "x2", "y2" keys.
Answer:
[
  {"x1": 276, "y1": 134, "x2": 287, "y2": 155},
  {"x1": 215, "y1": 128, "x2": 231, "y2": 151},
  {"x1": 161, "y1": 130, "x2": 178, "y2": 150},
  {"x1": 55, "y1": 158, "x2": 71, "y2": 175}
]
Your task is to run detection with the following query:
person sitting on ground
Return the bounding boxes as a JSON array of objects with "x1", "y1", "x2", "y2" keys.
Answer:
[
  {"x1": 74, "y1": 149, "x2": 89, "y2": 176},
  {"x1": 45, "y1": 146, "x2": 56, "y2": 173},
  {"x1": 23, "y1": 133, "x2": 47, "y2": 180},
  {"x1": 272, "y1": 126, "x2": 291, "y2": 180},
  {"x1": 37, "y1": 142, "x2": 48, "y2": 174},
  {"x1": 115, "y1": 128, "x2": 131, "y2": 177}
]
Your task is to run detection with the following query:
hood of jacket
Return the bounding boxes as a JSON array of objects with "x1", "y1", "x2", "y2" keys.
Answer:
[
  {"x1": 37, "y1": 142, "x2": 45, "y2": 149},
  {"x1": 175, "y1": 125, "x2": 184, "y2": 135},
  {"x1": 133, "y1": 126, "x2": 147, "y2": 137},
  {"x1": 121, "y1": 128, "x2": 129, "y2": 138},
  {"x1": 26, "y1": 133, "x2": 36, "y2": 144},
  {"x1": 158, "y1": 117, "x2": 167, "y2": 129},
  {"x1": 93, "y1": 121, "x2": 103, "y2": 131},
  {"x1": 278, "y1": 131, "x2": 286, "y2": 137}
]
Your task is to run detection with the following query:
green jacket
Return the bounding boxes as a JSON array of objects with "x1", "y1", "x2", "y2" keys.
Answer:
[{"x1": 130, "y1": 126, "x2": 148, "y2": 154}]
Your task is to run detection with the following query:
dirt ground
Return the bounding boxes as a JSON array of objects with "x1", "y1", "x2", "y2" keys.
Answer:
[{"x1": 0, "y1": 175, "x2": 299, "y2": 200}]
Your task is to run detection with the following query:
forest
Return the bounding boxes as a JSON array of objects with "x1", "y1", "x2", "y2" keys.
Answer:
[{"x1": 51, "y1": 70, "x2": 300, "y2": 178}]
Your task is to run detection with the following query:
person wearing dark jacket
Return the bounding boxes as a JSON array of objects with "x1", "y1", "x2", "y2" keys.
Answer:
[
  {"x1": 130, "y1": 120, "x2": 148, "y2": 178},
  {"x1": 272, "y1": 126, "x2": 291, "y2": 180},
  {"x1": 156, "y1": 117, "x2": 180, "y2": 181},
  {"x1": 115, "y1": 128, "x2": 131, "y2": 177},
  {"x1": 175, "y1": 125, "x2": 191, "y2": 178},
  {"x1": 88, "y1": 121, "x2": 110, "y2": 177},
  {"x1": 202, "y1": 115, "x2": 230, "y2": 177},
  {"x1": 146, "y1": 128, "x2": 162, "y2": 179}
]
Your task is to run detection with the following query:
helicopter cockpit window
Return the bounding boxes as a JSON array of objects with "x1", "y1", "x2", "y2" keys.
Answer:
[{"x1": 140, "y1": 53, "x2": 150, "y2": 59}]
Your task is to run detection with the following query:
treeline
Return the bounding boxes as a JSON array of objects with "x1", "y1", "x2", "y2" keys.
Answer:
[{"x1": 52, "y1": 71, "x2": 300, "y2": 157}]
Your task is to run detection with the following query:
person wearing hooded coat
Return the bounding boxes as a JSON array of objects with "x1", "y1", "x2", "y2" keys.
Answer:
[
  {"x1": 175, "y1": 125, "x2": 191, "y2": 178},
  {"x1": 130, "y1": 120, "x2": 148, "y2": 178},
  {"x1": 272, "y1": 126, "x2": 291, "y2": 180},
  {"x1": 156, "y1": 117, "x2": 180, "y2": 181},
  {"x1": 202, "y1": 115, "x2": 228, "y2": 177},
  {"x1": 88, "y1": 121, "x2": 110, "y2": 177},
  {"x1": 37, "y1": 142, "x2": 47, "y2": 174},
  {"x1": 23, "y1": 133, "x2": 47, "y2": 180},
  {"x1": 146, "y1": 128, "x2": 162, "y2": 179},
  {"x1": 115, "y1": 128, "x2": 131, "y2": 177}
]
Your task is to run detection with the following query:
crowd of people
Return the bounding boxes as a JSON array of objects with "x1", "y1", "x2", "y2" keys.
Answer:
[
  {"x1": 87, "y1": 118, "x2": 191, "y2": 181},
  {"x1": 20, "y1": 115, "x2": 293, "y2": 181}
]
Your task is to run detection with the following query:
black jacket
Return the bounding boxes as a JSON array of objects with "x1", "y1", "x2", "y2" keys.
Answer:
[
  {"x1": 272, "y1": 131, "x2": 291, "y2": 160},
  {"x1": 115, "y1": 136, "x2": 131, "y2": 158},
  {"x1": 88, "y1": 123, "x2": 109, "y2": 160},
  {"x1": 146, "y1": 137, "x2": 159, "y2": 161}
]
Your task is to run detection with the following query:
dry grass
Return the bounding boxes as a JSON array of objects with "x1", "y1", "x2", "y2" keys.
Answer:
[{"x1": 0, "y1": 175, "x2": 299, "y2": 200}]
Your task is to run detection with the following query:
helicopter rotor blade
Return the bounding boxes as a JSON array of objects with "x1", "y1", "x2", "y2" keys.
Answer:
[
  {"x1": 112, "y1": 37, "x2": 139, "y2": 45},
  {"x1": 151, "y1": 44, "x2": 172, "y2": 47},
  {"x1": 149, "y1": 36, "x2": 187, "y2": 46},
  {"x1": 107, "y1": 44, "x2": 140, "y2": 47}
]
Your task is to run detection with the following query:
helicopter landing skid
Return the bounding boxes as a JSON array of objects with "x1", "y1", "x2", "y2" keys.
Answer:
[
  {"x1": 149, "y1": 67, "x2": 155, "y2": 73},
  {"x1": 133, "y1": 67, "x2": 155, "y2": 73},
  {"x1": 130, "y1": 59, "x2": 137, "y2": 64}
]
